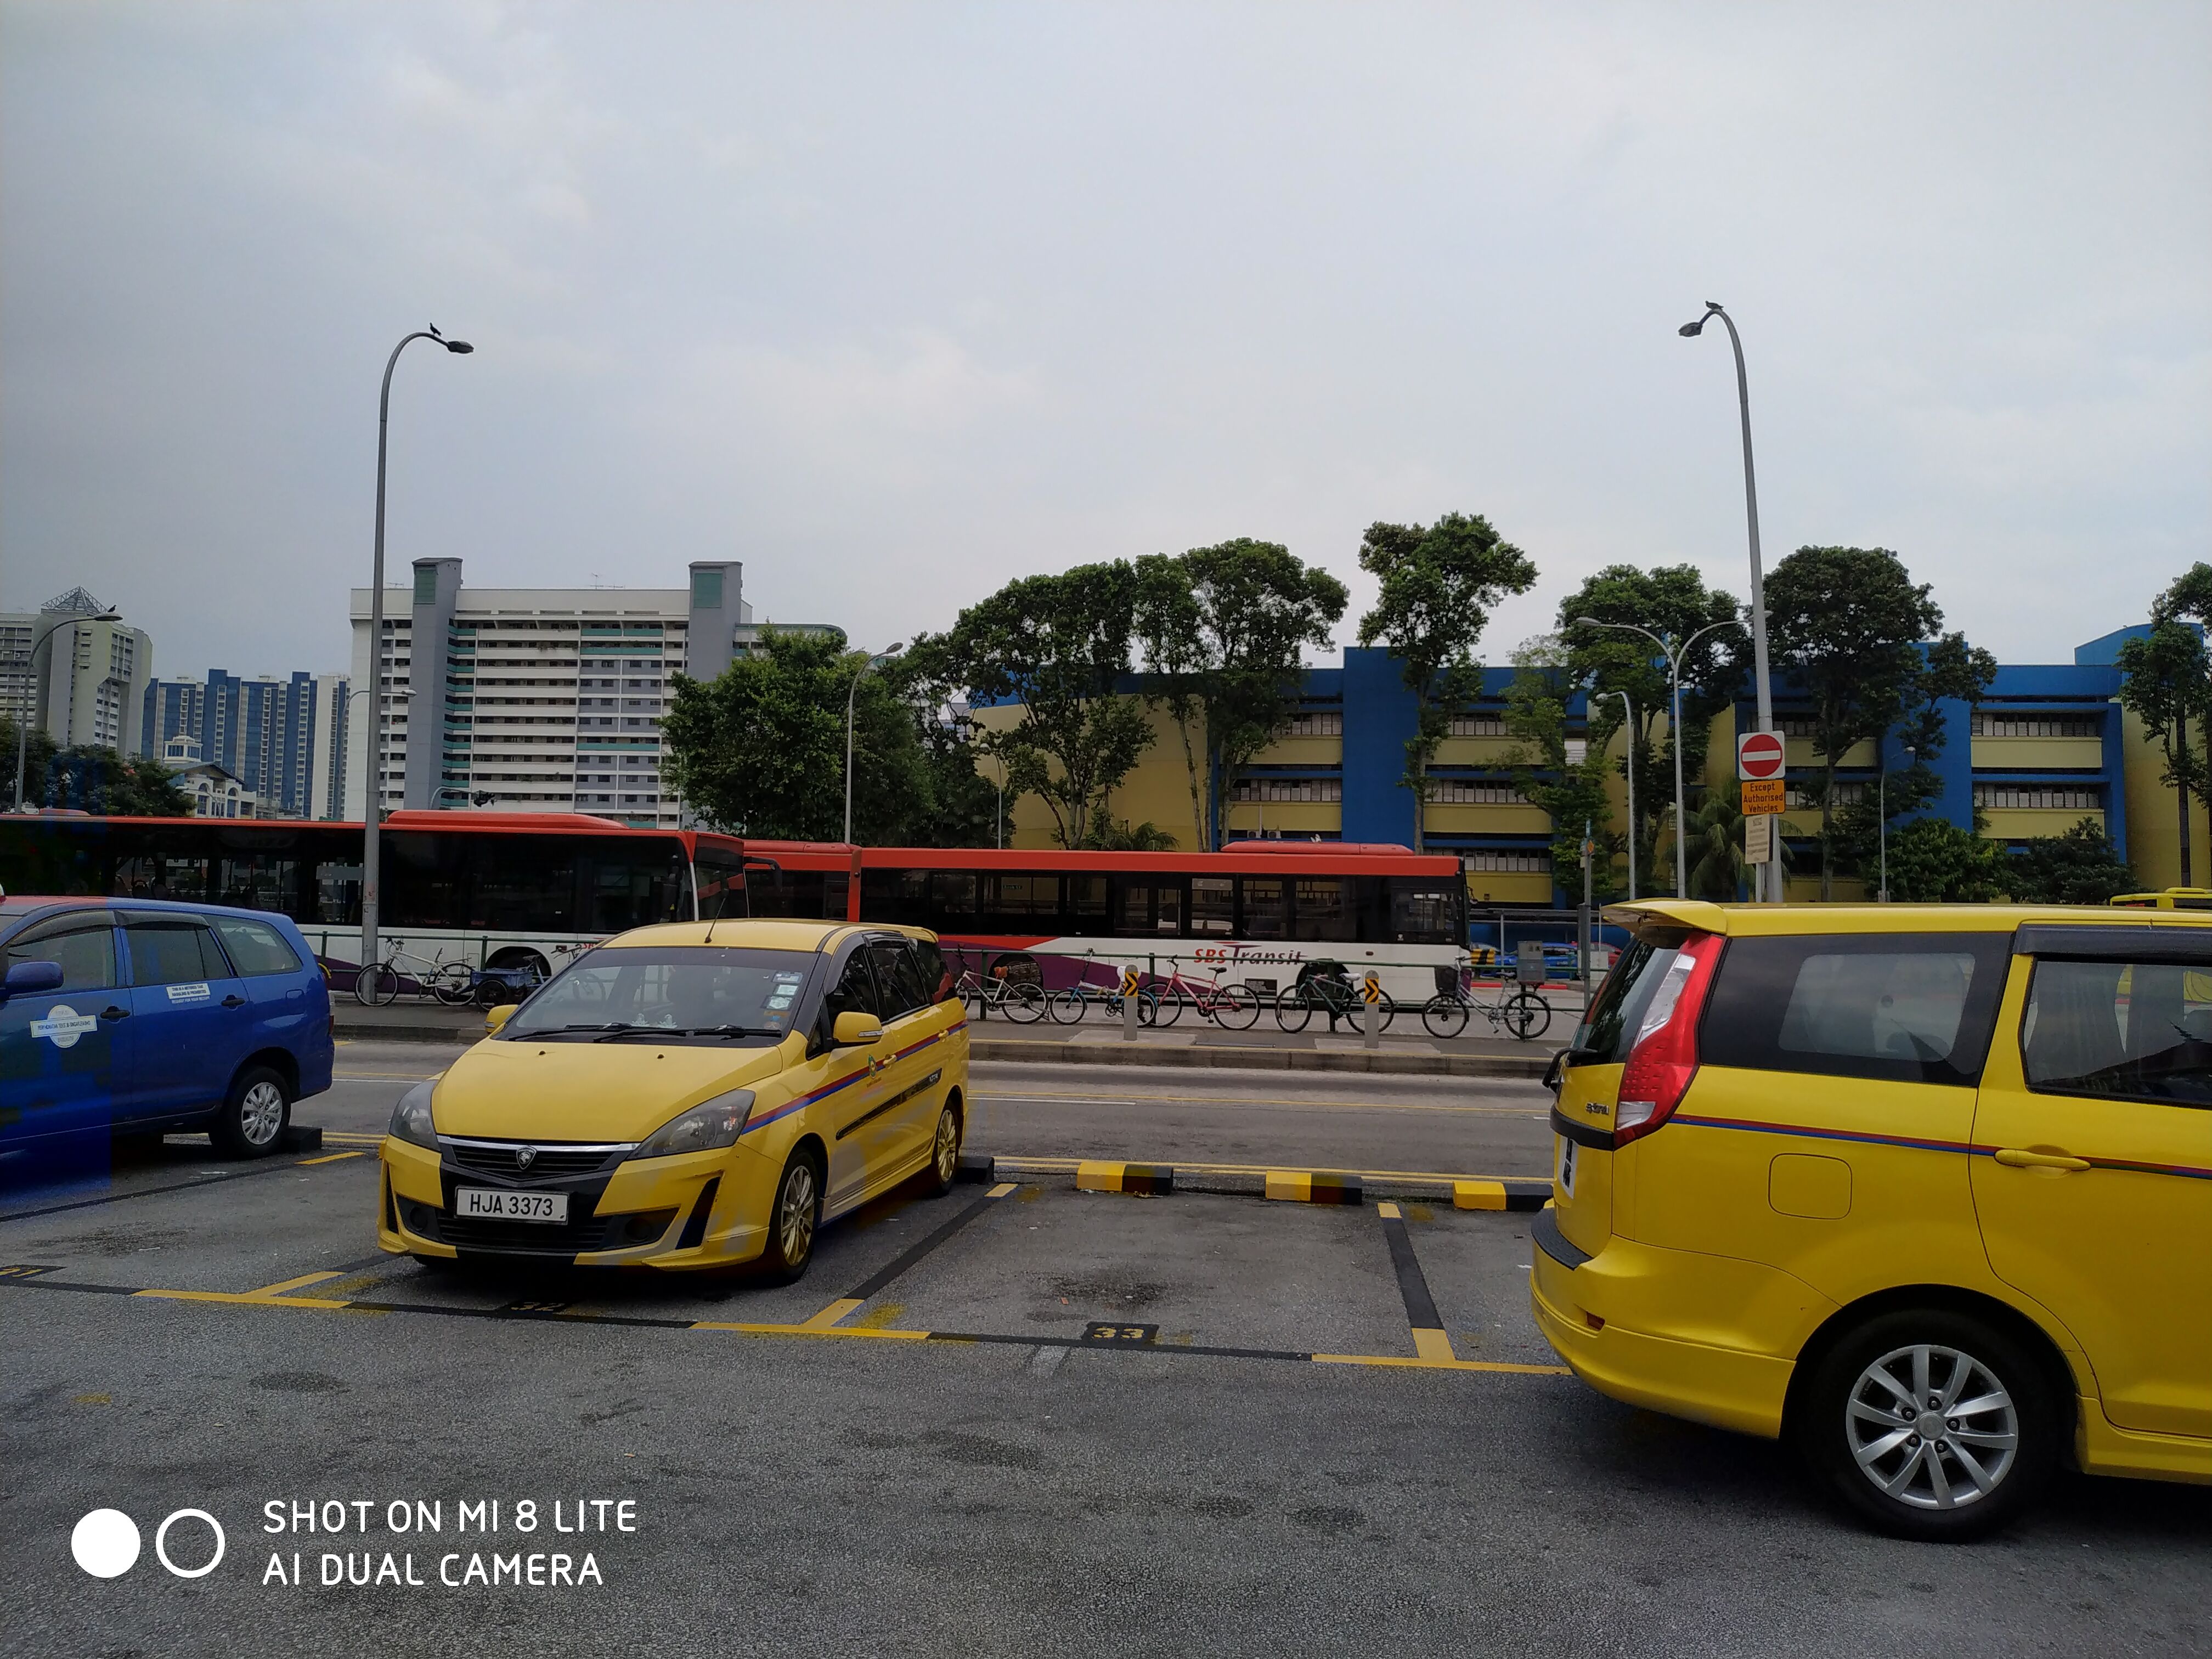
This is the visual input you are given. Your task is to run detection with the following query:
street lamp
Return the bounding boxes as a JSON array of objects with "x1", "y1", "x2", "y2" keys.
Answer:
[
  {"x1": 1878, "y1": 743, "x2": 1916, "y2": 902},
  {"x1": 360, "y1": 327, "x2": 472, "y2": 980},
  {"x1": 1595, "y1": 687, "x2": 1635, "y2": 900},
  {"x1": 13, "y1": 605, "x2": 119, "y2": 810},
  {"x1": 1572, "y1": 617, "x2": 1744, "y2": 900},
  {"x1": 1679, "y1": 301, "x2": 1779, "y2": 902},
  {"x1": 843, "y1": 642, "x2": 904, "y2": 844}
]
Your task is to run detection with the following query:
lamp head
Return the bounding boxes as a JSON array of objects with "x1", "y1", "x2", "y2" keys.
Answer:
[
  {"x1": 1571, "y1": 616, "x2": 1602, "y2": 629},
  {"x1": 444, "y1": 340, "x2": 474, "y2": 354},
  {"x1": 1678, "y1": 318, "x2": 1707, "y2": 337}
]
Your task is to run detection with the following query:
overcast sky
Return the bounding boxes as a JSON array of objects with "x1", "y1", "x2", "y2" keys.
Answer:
[{"x1": 3, "y1": 1, "x2": 2207, "y2": 682}]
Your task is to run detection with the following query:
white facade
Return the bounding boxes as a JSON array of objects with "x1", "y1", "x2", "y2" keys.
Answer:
[
  {"x1": 2, "y1": 589, "x2": 152, "y2": 753},
  {"x1": 347, "y1": 560, "x2": 794, "y2": 829},
  {"x1": 308, "y1": 671, "x2": 350, "y2": 820}
]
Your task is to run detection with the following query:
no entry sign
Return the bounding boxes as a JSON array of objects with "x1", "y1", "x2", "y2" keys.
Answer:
[{"x1": 1737, "y1": 730, "x2": 1786, "y2": 781}]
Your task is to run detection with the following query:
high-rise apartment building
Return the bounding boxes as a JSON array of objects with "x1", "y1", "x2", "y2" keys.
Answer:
[
  {"x1": 347, "y1": 559, "x2": 838, "y2": 828},
  {"x1": 1, "y1": 587, "x2": 153, "y2": 754},
  {"x1": 140, "y1": 669, "x2": 351, "y2": 819}
]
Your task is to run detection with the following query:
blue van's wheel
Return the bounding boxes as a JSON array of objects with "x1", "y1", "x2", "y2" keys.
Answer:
[{"x1": 212, "y1": 1065, "x2": 291, "y2": 1159}]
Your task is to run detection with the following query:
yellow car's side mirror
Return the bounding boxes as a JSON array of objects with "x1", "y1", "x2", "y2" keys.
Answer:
[
  {"x1": 483, "y1": 1004, "x2": 518, "y2": 1037},
  {"x1": 832, "y1": 1011, "x2": 884, "y2": 1047}
]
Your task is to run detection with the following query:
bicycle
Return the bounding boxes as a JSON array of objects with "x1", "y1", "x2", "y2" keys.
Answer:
[
  {"x1": 956, "y1": 966, "x2": 1048, "y2": 1024},
  {"x1": 1419, "y1": 964, "x2": 1551, "y2": 1041},
  {"x1": 1273, "y1": 964, "x2": 1392, "y2": 1033},
  {"x1": 1047, "y1": 970, "x2": 1161, "y2": 1025},
  {"x1": 354, "y1": 945, "x2": 475, "y2": 1008},
  {"x1": 1147, "y1": 965, "x2": 1260, "y2": 1030}
]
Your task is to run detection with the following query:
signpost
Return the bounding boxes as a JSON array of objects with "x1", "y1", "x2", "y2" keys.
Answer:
[
  {"x1": 1738, "y1": 731, "x2": 1785, "y2": 881},
  {"x1": 1361, "y1": 970, "x2": 1382, "y2": 1050}
]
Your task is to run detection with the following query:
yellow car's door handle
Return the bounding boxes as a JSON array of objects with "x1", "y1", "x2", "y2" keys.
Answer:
[{"x1": 1993, "y1": 1147, "x2": 2091, "y2": 1172}]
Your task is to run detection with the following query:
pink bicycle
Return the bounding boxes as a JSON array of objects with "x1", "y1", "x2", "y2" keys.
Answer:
[{"x1": 1149, "y1": 965, "x2": 1260, "y2": 1030}]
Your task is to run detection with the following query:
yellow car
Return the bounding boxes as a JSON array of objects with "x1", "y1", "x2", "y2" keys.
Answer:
[
  {"x1": 378, "y1": 921, "x2": 969, "y2": 1280},
  {"x1": 1534, "y1": 901, "x2": 2210, "y2": 1540}
]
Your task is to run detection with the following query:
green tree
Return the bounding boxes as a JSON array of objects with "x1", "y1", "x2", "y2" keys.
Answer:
[
  {"x1": 888, "y1": 660, "x2": 1005, "y2": 849},
  {"x1": 2118, "y1": 569, "x2": 2212, "y2": 887},
  {"x1": 1884, "y1": 817, "x2": 2011, "y2": 902},
  {"x1": 1356, "y1": 512, "x2": 1537, "y2": 851},
  {"x1": 2006, "y1": 819, "x2": 2137, "y2": 905},
  {"x1": 1, "y1": 723, "x2": 189, "y2": 815},
  {"x1": 1134, "y1": 540, "x2": 1347, "y2": 850},
  {"x1": 916, "y1": 562, "x2": 1155, "y2": 848},
  {"x1": 662, "y1": 628, "x2": 933, "y2": 843},
  {"x1": 1503, "y1": 639, "x2": 1621, "y2": 901},
  {"x1": 1763, "y1": 546, "x2": 1992, "y2": 898},
  {"x1": 1684, "y1": 779, "x2": 1747, "y2": 901},
  {"x1": 1557, "y1": 564, "x2": 1745, "y2": 894},
  {"x1": 1826, "y1": 633, "x2": 1998, "y2": 883}
]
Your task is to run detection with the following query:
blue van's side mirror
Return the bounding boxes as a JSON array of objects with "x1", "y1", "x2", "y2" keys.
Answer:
[{"x1": 2, "y1": 960, "x2": 66, "y2": 998}]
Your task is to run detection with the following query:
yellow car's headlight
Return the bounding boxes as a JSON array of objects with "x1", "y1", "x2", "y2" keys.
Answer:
[
  {"x1": 626, "y1": 1090, "x2": 755, "y2": 1160},
  {"x1": 388, "y1": 1081, "x2": 439, "y2": 1150}
]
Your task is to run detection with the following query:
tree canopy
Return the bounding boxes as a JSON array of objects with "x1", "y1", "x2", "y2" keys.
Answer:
[
  {"x1": 2005, "y1": 819, "x2": 2137, "y2": 905},
  {"x1": 1133, "y1": 540, "x2": 1346, "y2": 849},
  {"x1": 2118, "y1": 572, "x2": 2212, "y2": 886},
  {"x1": 1763, "y1": 546, "x2": 1994, "y2": 897},
  {"x1": 909, "y1": 562, "x2": 1156, "y2": 848},
  {"x1": 1355, "y1": 512, "x2": 1536, "y2": 851},
  {"x1": 1, "y1": 721, "x2": 191, "y2": 816}
]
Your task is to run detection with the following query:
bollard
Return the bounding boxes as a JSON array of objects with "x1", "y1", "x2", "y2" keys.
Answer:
[
  {"x1": 1362, "y1": 970, "x2": 1381, "y2": 1050},
  {"x1": 1122, "y1": 963, "x2": 1140, "y2": 1041}
]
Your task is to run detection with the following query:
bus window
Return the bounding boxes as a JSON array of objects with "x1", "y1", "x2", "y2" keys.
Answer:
[
  {"x1": 1239, "y1": 877, "x2": 1288, "y2": 940},
  {"x1": 469, "y1": 839, "x2": 578, "y2": 931},
  {"x1": 580, "y1": 838, "x2": 686, "y2": 932},
  {"x1": 1293, "y1": 878, "x2": 1346, "y2": 941},
  {"x1": 824, "y1": 871, "x2": 851, "y2": 922},
  {"x1": 1069, "y1": 875, "x2": 1107, "y2": 922},
  {"x1": 113, "y1": 855, "x2": 210, "y2": 904},
  {"x1": 386, "y1": 833, "x2": 465, "y2": 929},
  {"x1": 695, "y1": 848, "x2": 747, "y2": 919},
  {"x1": 316, "y1": 860, "x2": 362, "y2": 925},
  {"x1": 930, "y1": 871, "x2": 979, "y2": 918},
  {"x1": 982, "y1": 874, "x2": 1060, "y2": 927},
  {"x1": 863, "y1": 868, "x2": 929, "y2": 926},
  {"x1": 1192, "y1": 877, "x2": 1233, "y2": 936},
  {"x1": 1387, "y1": 878, "x2": 1460, "y2": 944}
]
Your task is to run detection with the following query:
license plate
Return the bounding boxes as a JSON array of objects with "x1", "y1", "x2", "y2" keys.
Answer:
[
  {"x1": 455, "y1": 1188, "x2": 568, "y2": 1224},
  {"x1": 1556, "y1": 1137, "x2": 1577, "y2": 1199}
]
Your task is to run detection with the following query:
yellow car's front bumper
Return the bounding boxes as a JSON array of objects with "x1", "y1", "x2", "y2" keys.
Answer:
[{"x1": 377, "y1": 1135, "x2": 776, "y2": 1269}]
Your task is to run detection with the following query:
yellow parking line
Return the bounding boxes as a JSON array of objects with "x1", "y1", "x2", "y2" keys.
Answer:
[
  {"x1": 246, "y1": 1271, "x2": 347, "y2": 1297},
  {"x1": 689, "y1": 1321, "x2": 929, "y2": 1341},
  {"x1": 801, "y1": 1297, "x2": 865, "y2": 1329},
  {"x1": 974, "y1": 1090, "x2": 1534, "y2": 1116},
  {"x1": 296, "y1": 1152, "x2": 364, "y2": 1166},
  {"x1": 995, "y1": 1156, "x2": 1544, "y2": 1184},
  {"x1": 985, "y1": 1181, "x2": 1018, "y2": 1198},
  {"x1": 133, "y1": 1288, "x2": 354, "y2": 1310}
]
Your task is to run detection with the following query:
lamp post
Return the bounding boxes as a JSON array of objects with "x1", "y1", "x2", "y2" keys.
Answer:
[
  {"x1": 843, "y1": 643, "x2": 904, "y2": 844},
  {"x1": 360, "y1": 328, "x2": 472, "y2": 979},
  {"x1": 1573, "y1": 617, "x2": 1744, "y2": 900},
  {"x1": 1679, "y1": 302, "x2": 1779, "y2": 901},
  {"x1": 13, "y1": 606, "x2": 119, "y2": 810},
  {"x1": 1878, "y1": 743, "x2": 1916, "y2": 902},
  {"x1": 1596, "y1": 688, "x2": 1635, "y2": 900}
]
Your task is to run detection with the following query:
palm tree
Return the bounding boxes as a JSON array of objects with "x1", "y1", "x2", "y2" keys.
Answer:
[{"x1": 1686, "y1": 781, "x2": 1745, "y2": 900}]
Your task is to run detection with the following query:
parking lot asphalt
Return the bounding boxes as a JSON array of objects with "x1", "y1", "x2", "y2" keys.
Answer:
[{"x1": 3, "y1": 1051, "x2": 2205, "y2": 1656}]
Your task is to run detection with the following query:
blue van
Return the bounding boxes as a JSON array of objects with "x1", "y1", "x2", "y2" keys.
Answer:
[{"x1": 1, "y1": 896, "x2": 335, "y2": 1166}]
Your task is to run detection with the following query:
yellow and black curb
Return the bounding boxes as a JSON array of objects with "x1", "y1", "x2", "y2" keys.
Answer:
[
  {"x1": 1452, "y1": 1179, "x2": 1551, "y2": 1212},
  {"x1": 1265, "y1": 1170, "x2": 1363, "y2": 1205},
  {"x1": 1075, "y1": 1161, "x2": 1176, "y2": 1196}
]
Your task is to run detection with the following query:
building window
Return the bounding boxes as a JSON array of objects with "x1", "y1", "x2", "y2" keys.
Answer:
[
  {"x1": 1463, "y1": 851, "x2": 1551, "y2": 873},
  {"x1": 691, "y1": 569, "x2": 724, "y2": 610},
  {"x1": 1974, "y1": 786, "x2": 2101, "y2": 811},
  {"x1": 1229, "y1": 777, "x2": 1341, "y2": 803},
  {"x1": 1972, "y1": 713, "x2": 2101, "y2": 738},
  {"x1": 1787, "y1": 782, "x2": 1866, "y2": 808},
  {"x1": 1447, "y1": 714, "x2": 1508, "y2": 737},
  {"x1": 1430, "y1": 781, "x2": 1523, "y2": 804},
  {"x1": 1281, "y1": 712, "x2": 1342, "y2": 737}
]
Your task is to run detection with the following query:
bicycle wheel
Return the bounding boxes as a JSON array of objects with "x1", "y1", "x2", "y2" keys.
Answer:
[
  {"x1": 1505, "y1": 990, "x2": 1553, "y2": 1041},
  {"x1": 431, "y1": 964, "x2": 475, "y2": 1006},
  {"x1": 1003, "y1": 984, "x2": 1047, "y2": 1024},
  {"x1": 1048, "y1": 989, "x2": 1090, "y2": 1025},
  {"x1": 1422, "y1": 995, "x2": 1470, "y2": 1039},
  {"x1": 355, "y1": 962, "x2": 397, "y2": 1007},
  {"x1": 1372, "y1": 991, "x2": 1397, "y2": 1032},
  {"x1": 1273, "y1": 988, "x2": 1313, "y2": 1032},
  {"x1": 961, "y1": 985, "x2": 987, "y2": 1020},
  {"x1": 1150, "y1": 989, "x2": 1185, "y2": 1028},
  {"x1": 1135, "y1": 991, "x2": 1161, "y2": 1026},
  {"x1": 1210, "y1": 986, "x2": 1259, "y2": 1030}
]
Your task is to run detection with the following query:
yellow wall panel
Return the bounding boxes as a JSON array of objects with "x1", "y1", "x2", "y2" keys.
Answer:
[{"x1": 1970, "y1": 736, "x2": 2106, "y2": 770}]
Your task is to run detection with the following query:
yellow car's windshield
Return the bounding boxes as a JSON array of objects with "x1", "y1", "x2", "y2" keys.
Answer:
[{"x1": 504, "y1": 946, "x2": 819, "y2": 1045}]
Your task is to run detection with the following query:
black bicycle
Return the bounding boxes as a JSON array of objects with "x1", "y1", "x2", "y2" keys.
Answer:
[{"x1": 1272, "y1": 962, "x2": 1393, "y2": 1033}]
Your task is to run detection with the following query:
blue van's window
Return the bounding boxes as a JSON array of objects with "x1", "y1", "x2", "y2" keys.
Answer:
[
  {"x1": 125, "y1": 918, "x2": 232, "y2": 986},
  {"x1": 6, "y1": 915, "x2": 116, "y2": 991},
  {"x1": 212, "y1": 917, "x2": 302, "y2": 977}
]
